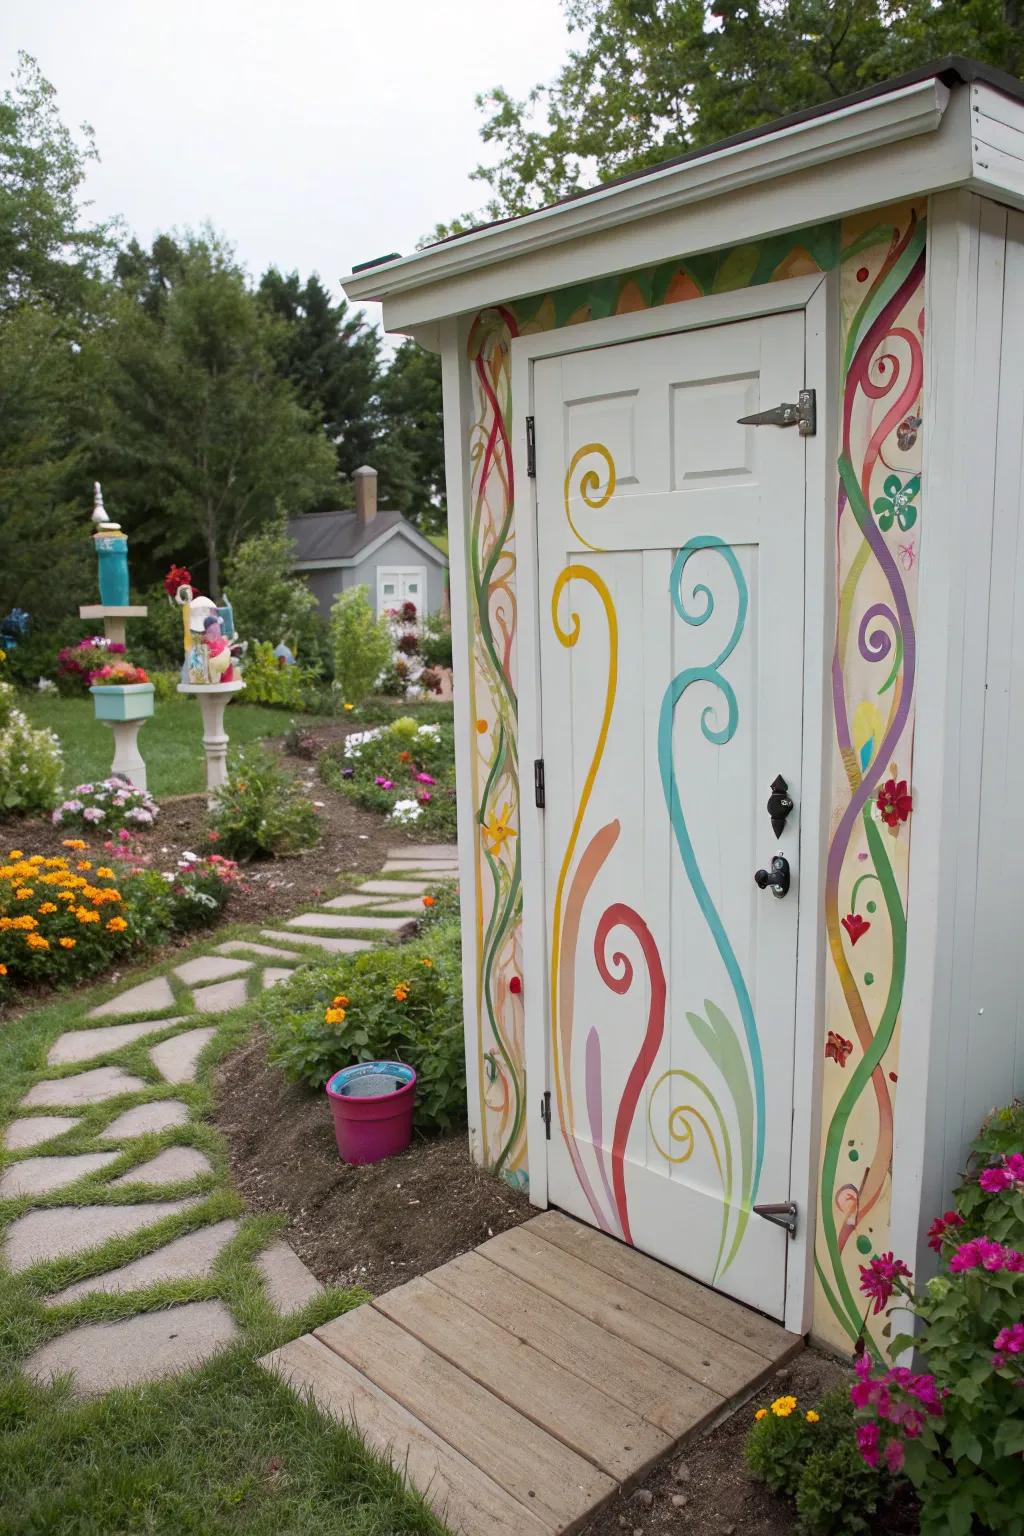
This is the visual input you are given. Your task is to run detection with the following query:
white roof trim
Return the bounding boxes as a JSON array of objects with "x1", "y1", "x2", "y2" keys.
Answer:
[
  {"x1": 344, "y1": 79, "x2": 949, "y2": 306},
  {"x1": 293, "y1": 519, "x2": 447, "y2": 572}
]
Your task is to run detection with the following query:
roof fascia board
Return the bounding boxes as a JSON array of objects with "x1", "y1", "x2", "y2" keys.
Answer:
[
  {"x1": 967, "y1": 82, "x2": 1024, "y2": 209},
  {"x1": 344, "y1": 79, "x2": 949, "y2": 309},
  {"x1": 373, "y1": 88, "x2": 972, "y2": 332}
]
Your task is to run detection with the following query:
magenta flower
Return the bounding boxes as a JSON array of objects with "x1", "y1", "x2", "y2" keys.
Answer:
[
  {"x1": 884, "y1": 1439, "x2": 905, "y2": 1475},
  {"x1": 859, "y1": 1251, "x2": 912, "y2": 1314},
  {"x1": 926, "y1": 1209, "x2": 964, "y2": 1253},
  {"x1": 374, "y1": 777, "x2": 395, "y2": 790},
  {"x1": 994, "y1": 1323, "x2": 1024, "y2": 1356},
  {"x1": 980, "y1": 1165, "x2": 1015, "y2": 1192},
  {"x1": 950, "y1": 1237, "x2": 1024, "y2": 1273},
  {"x1": 856, "y1": 1422, "x2": 880, "y2": 1468},
  {"x1": 414, "y1": 772, "x2": 436, "y2": 785},
  {"x1": 1007, "y1": 1153, "x2": 1024, "y2": 1180}
]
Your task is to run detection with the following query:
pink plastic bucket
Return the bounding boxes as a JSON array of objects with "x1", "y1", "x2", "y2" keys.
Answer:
[{"x1": 325, "y1": 1061, "x2": 417, "y2": 1165}]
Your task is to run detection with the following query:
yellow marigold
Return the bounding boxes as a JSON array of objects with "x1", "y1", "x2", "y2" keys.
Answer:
[
  {"x1": 77, "y1": 860, "x2": 92, "y2": 871},
  {"x1": 96, "y1": 867, "x2": 115, "y2": 879},
  {"x1": 0, "y1": 866, "x2": 16, "y2": 879},
  {"x1": 324, "y1": 1007, "x2": 346, "y2": 1025},
  {"x1": 26, "y1": 933, "x2": 50, "y2": 949},
  {"x1": 393, "y1": 985, "x2": 410, "y2": 1002},
  {"x1": 43, "y1": 857, "x2": 65, "y2": 867},
  {"x1": 27, "y1": 855, "x2": 44, "y2": 865},
  {"x1": 76, "y1": 908, "x2": 100, "y2": 924},
  {"x1": 15, "y1": 887, "x2": 34, "y2": 900},
  {"x1": 62, "y1": 839, "x2": 86, "y2": 850},
  {"x1": 754, "y1": 1408, "x2": 767, "y2": 1421},
  {"x1": 37, "y1": 902, "x2": 58, "y2": 915},
  {"x1": 7, "y1": 849, "x2": 23, "y2": 859},
  {"x1": 771, "y1": 1396, "x2": 798, "y2": 1418},
  {"x1": 805, "y1": 1411, "x2": 820, "y2": 1424},
  {"x1": 13, "y1": 914, "x2": 37, "y2": 931},
  {"x1": 57, "y1": 891, "x2": 76, "y2": 903},
  {"x1": 105, "y1": 916, "x2": 128, "y2": 932},
  {"x1": 59, "y1": 937, "x2": 76, "y2": 949}
]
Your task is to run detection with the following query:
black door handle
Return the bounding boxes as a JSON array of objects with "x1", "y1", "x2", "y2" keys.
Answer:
[{"x1": 754, "y1": 854, "x2": 790, "y2": 899}]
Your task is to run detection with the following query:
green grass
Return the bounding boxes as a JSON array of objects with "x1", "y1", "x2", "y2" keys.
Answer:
[
  {"x1": 19, "y1": 695, "x2": 334, "y2": 799},
  {"x1": 0, "y1": 932, "x2": 446, "y2": 1536}
]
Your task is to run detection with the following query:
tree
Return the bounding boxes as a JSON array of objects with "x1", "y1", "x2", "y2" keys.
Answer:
[
  {"x1": 223, "y1": 518, "x2": 320, "y2": 652},
  {"x1": 90, "y1": 235, "x2": 337, "y2": 594},
  {"x1": 376, "y1": 339, "x2": 445, "y2": 535},
  {"x1": 453, "y1": 0, "x2": 1024, "y2": 222},
  {"x1": 0, "y1": 52, "x2": 111, "y2": 314},
  {"x1": 258, "y1": 268, "x2": 380, "y2": 497}
]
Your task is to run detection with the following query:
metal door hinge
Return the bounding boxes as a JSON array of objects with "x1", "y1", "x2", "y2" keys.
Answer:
[
  {"x1": 540, "y1": 1090, "x2": 552, "y2": 1139},
  {"x1": 526, "y1": 416, "x2": 536, "y2": 477},
  {"x1": 534, "y1": 758, "x2": 546, "y2": 809},
  {"x1": 738, "y1": 388, "x2": 816, "y2": 437},
  {"x1": 753, "y1": 1200, "x2": 799, "y2": 1237}
]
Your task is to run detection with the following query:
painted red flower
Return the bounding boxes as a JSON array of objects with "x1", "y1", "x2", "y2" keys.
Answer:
[
  {"x1": 509, "y1": 975, "x2": 522, "y2": 996},
  {"x1": 842, "y1": 912, "x2": 870, "y2": 945},
  {"x1": 825, "y1": 1030, "x2": 853, "y2": 1067},
  {"x1": 926, "y1": 1209, "x2": 964, "y2": 1253},
  {"x1": 877, "y1": 778, "x2": 912, "y2": 828}
]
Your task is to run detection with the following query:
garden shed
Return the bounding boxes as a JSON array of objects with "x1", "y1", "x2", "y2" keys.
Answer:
[{"x1": 344, "y1": 57, "x2": 1024, "y2": 1356}]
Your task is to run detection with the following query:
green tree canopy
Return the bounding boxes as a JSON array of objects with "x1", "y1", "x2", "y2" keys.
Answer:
[
  {"x1": 375, "y1": 339, "x2": 445, "y2": 535},
  {"x1": 443, "y1": 0, "x2": 1024, "y2": 226},
  {"x1": 223, "y1": 518, "x2": 320, "y2": 652}
]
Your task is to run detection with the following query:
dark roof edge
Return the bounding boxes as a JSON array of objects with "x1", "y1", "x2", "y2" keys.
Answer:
[{"x1": 353, "y1": 55, "x2": 1023, "y2": 272}]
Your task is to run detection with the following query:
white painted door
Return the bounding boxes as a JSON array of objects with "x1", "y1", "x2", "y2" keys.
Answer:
[
  {"x1": 535, "y1": 312, "x2": 806, "y2": 1320},
  {"x1": 378, "y1": 566, "x2": 427, "y2": 614}
]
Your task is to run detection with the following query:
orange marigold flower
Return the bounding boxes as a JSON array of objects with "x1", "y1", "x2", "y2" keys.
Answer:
[
  {"x1": 96, "y1": 867, "x2": 115, "y2": 879},
  {"x1": 62, "y1": 839, "x2": 86, "y2": 850},
  {"x1": 0, "y1": 963, "x2": 7, "y2": 975},
  {"x1": 422, "y1": 895, "x2": 436, "y2": 907},
  {"x1": 76, "y1": 908, "x2": 100, "y2": 924},
  {"x1": 393, "y1": 985, "x2": 410, "y2": 1002},
  {"x1": 105, "y1": 916, "x2": 128, "y2": 932},
  {"x1": 324, "y1": 1007, "x2": 346, "y2": 1025},
  {"x1": 26, "y1": 933, "x2": 50, "y2": 949},
  {"x1": 754, "y1": 1408, "x2": 767, "y2": 1421},
  {"x1": 59, "y1": 937, "x2": 76, "y2": 949},
  {"x1": 37, "y1": 902, "x2": 58, "y2": 915},
  {"x1": 7, "y1": 849, "x2": 24, "y2": 859},
  {"x1": 421, "y1": 957, "x2": 433, "y2": 968},
  {"x1": 14, "y1": 887, "x2": 34, "y2": 900},
  {"x1": 27, "y1": 855, "x2": 44, "y2": 865},
  {"x1": 77, "y1": 860, "x2": 92, "y2": 871},
  {"x1": 331, "y1": 995, "x2": 350, "y2": 1008}
]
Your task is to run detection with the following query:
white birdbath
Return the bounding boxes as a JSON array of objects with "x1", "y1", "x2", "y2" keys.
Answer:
[{"x1": 177, "y1": 680, "x2": 245, "y2": 805}]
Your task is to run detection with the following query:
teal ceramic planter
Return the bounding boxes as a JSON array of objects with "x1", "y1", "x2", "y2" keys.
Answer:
[{"x1": 90, "y1": 683, "x2": 155, "y2": 722}]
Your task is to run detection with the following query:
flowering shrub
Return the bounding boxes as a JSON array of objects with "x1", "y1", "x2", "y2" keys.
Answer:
[
  {"x1": 261, "y1": 916, "x2": 465, "y2": 1132},
  {"x1": 52, "y1": 777, "x2": 158, "y2": 833},
  {"x1": 0, "y1": 688, "x2": 63, "y2": 816},
  {"x1": 321, "y1": 717, "x2": 456, "y2": 838},
  {"x1": 211, "y1": 744, "x2": 319, "y2": 860},
  {"x1": 851, "y1": 1103, "x2": 1024, "y2": 1534},
  {"x1": 56, "y1": 636, "x2": 126, "y2": 692},
  {"x1": 88, "y1": 661, "x2": 150, "y2": 686}
]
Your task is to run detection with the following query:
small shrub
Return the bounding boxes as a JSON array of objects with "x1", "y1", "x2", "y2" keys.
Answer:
[
  {"x1": 211, "y1": 744, "x2": 320, "y2": 860},
  {"x1": 239, "y1": 640, "x2": 319, "y2": 710},
  {"x1": 261, "y1": 916, "x2": 465, "y2": 1132},
  {"x1": 52, "y1": 777, "x2": 158, "y2": 833},
  {"x1": 281, "y1": 720, "x2": 320, "y2": 759},
  {"x1": 795, "y1": 1435, "x2": 896, "y2": 1535},
  {"x1": 224, "y1": 520, "x2": 320, "y2": 654},
  {"x1": 150, "y1": 669, "x2": 180, "y2": 703},
  {"x1": 330, "y1": 586, "x2": 392, "y2": 708},
  {"x1": 321, "y1": 718, "x2": 457, "y2": 838},
  {"x1": 0, "y1": 701, "x2": 63, "y2": 817}
]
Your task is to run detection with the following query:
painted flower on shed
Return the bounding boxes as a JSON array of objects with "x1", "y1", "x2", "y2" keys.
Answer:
[
  {"x1": 483, "y1": 802, "x2": 516, "y2": 855},
  {"x1": 841, "y1": 912, "x2": 870, "y2": 945},
  {"x1": 825, "y1": 1030, "x2": 853, "y2": 1068},
  {"x1": 876, "y1": 778, "x2": 912, "y2": 830},
  {"x1": 873, "y1": 472, "x2": 920, "y2": 532}
]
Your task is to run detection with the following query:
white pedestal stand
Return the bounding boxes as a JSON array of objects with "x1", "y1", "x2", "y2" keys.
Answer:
[
  {"x1": 177, "y1": 680, "x2": 245, "y2": 806},
  {"x1": 103, "y1": 720, "x2": 148, "y2": 790}
]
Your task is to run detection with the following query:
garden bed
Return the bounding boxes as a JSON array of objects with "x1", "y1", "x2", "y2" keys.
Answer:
[{"x1": 214, "y1": 1025, "x2": 533, "y2": 1294}]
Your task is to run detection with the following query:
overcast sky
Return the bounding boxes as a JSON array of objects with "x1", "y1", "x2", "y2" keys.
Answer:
[{"x1": 0, "y1": 0, "x2": 573, "y2": 334}]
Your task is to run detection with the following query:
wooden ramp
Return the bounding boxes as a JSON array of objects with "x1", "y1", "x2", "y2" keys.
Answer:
[{"x1": 261, "y1": 1210, "x2": 802, "y2": 1535}]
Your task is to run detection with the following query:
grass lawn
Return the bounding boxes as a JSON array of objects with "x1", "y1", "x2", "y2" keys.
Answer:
[
  {"x1": 20, "y1": 695, "x2": 334, "y2": 799},
  {"x1": 0, "y1": 932, "x2": 445, "y2": 1536}
]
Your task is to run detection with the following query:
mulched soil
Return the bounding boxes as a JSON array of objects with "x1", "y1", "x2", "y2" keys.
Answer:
[{"x1": 214, "y1": 1025, "x2": 534, "y2": 1294}]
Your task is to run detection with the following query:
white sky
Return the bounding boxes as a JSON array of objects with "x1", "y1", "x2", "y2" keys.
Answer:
[{"x1": 0, "y1": 0, "x2": 573, "y2": 334}]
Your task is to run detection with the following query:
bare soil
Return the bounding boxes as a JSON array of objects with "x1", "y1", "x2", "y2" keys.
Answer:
[{"x1": 214, "y1": 1025, "x2": 533, "y2": 1294}]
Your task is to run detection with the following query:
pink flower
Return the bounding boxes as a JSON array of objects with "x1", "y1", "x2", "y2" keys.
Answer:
[
  {"x1": 994, "y1": 1323, "x2": 1024, "y2": 1356},
  {"x1": 374, "y1": 777, "x2": 394, "y2": 790},
  {"x1": 1006, "y1": 1153, "x2": 1024, "y2": 1180},
  {"x1": 927, "y1": 1209, "x2": 964, "y2": 1253},
  {"x1": 980, "y1": 1165, "x2": 1014, "y2": 1192},
  {"x1": 884, "y1": 1439, "x2": 905, "y2": 1475},
  {"x1": 414, "y1": 772, "x2": 436, "y2": 785},
  {"x1": 856, "y1": 1422, "x2": 880, "y2": 1468},
  {"x1": 859, "y1": 1252, "x2": 912, "y2": 1314},
  {"x1": 418, "y1": 791, "x2": 432, "y2": 803},
  {"x1": 993, "y1": 1353, "x2": 1007, "y2": 1370}
]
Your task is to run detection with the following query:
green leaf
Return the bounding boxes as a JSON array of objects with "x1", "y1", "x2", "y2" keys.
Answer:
[{"x1": 994, "y1": 1420, "x2": 1024, "y2": 1458}]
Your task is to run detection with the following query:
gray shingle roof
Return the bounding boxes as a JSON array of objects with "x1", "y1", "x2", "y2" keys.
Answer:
[{"x1": 287, "y1": 509, "x2": 407, "y2": 562}]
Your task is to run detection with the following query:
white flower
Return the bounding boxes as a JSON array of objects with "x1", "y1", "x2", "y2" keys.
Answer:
[
  {"x1": 36, "y1": 677, "x2": 57, "y2": 694},
  {"x1": 416, "y1": 723, "x2": 441, "y2": 740},
  {"x1": 390, "y1": 798, "x2": 423, "y2": 824}
]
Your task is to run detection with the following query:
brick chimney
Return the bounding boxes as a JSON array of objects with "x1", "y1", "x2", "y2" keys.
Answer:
[{"x1": 354, "y1": 465, "x2": 378, "y2": 529}]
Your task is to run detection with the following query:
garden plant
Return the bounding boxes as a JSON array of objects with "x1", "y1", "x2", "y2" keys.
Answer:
[
  {"x1": 211, "y1": 744, "x2": 320, "y2": 860},
  {"x1": 321, "y1": 717, "x2": 456, "y2": 838}
]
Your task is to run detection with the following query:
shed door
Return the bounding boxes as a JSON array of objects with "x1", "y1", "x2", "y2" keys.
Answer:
[
  {"x1": 535, "y1": 312, "x2": 807, "y2": 1320},
  {"x1": 378, "y1": 565, "x2": 427, "y2": 614}
]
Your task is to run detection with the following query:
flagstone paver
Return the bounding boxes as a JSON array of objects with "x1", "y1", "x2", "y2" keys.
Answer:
[
  {"x1": 0, "y1": 1151, "x2": 122, "y2": 1199},
  {"x1": 47, "y1": 1019, "x2": 185, "y2": 1067},
  {"x1": 321, "y1": 893, "x2": 378, "y2": 910},
  {"x1": 98, "y1": 1101, "x2": 190, "y2": 1140},
  {"x1": 262, "y1": 968, "x2": 294, "y2": 989},
  {"x1": 217, "y1": 939, "x2": 302, "y2": 960},
  {"x1": 20, "y1": 1066, "x2": 146, "y2": 1109},
  {"x1": 369, "y1": 900, "x2": 434, "y2": 915},
  {"x1": 4, "y1": 1198, "x2": 200, "y2": 1272},
  {"x1": 380, "y1": 861, "x2": 459, "y2": 874},
  {"x1": 46, "y1": 1219, "x2": 241, "y2": 1306},
  {"x1": 89, "y1": 976, "x2": 176, "y2": 1019},
  {"x1": 256, "y1": 1241, "x2": 323, "y2": 1314},
  {"x1": 110, "y1": 1146, "x2": 213, "y2": 1187},
  {"x1": 192, "y1": 977, "x2": 250, "y2": 1014},
  {"x1": 388, "y1": 845, "x2": 458, "y2": 859},
  {"x1": 25, "y1": 1300, "x2": 238, "y2": 1396},
  {"x1": 150, "y1": 1027, "x2": 216, "y2": 1085},
  {"x1": 358, "y1": 879, "x2": 434, "y2": 897},
  {"x1": 174, "y1": 955, "x2": 252, "y2": 986},
  {"x1": 261, "y1": 929, "x2": 372, "y2": 955},
  {"x1": 287, "y1": 913, "x2": 409, "y2": 933},
  {"x1": 3, "y1": 1115, "x2": 80, "y2": 1151}
]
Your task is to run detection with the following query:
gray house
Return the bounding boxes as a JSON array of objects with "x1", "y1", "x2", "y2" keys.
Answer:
[{"x1": 288, "y1": 466, "x2": 448, "y2": 619}]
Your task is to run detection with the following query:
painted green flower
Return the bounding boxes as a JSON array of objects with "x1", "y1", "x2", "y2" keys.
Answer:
[{"x1": 873, "y1": 473, "x2": 920, "y2": 533}]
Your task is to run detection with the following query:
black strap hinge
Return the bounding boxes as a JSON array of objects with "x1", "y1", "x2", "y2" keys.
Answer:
[
  {"x1": 534, "y1": 758, "x2": 545, "y2": 809},
  {"x1": 526, "y1": 416, "x2": 536, "y2": 477},
  {"x1": 540, "y1": 1090, "x2": 552, "y2": 1138}
]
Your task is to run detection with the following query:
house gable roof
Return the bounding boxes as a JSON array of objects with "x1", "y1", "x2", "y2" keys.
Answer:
[{"x1": 287, "y1": 510, "x2": 448, "y2": 570}]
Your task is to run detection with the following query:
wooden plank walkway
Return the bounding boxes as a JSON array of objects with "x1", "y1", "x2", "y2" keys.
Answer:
[{"x1": 261, "y1": 1210, "x2": 803, "y2": 1535}]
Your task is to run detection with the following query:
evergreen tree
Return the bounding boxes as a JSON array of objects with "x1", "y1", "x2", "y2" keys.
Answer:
[{"x1": 376, "y1": 339, "x2": 445, "y2": 534}]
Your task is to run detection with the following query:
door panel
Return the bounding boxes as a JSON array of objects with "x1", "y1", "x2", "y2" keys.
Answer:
[{"x1": 535, "y1": 313, "x2": 806, "y2": 1320}]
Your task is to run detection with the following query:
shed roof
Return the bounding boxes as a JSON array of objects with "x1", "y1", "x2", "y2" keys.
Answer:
[{"x1": 287, "y1": 510, "x2": 448, "y2": 568}]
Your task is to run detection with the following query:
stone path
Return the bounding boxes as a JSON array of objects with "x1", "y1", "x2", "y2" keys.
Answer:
[{"x1": 2, "y1": 844, "x2": 458, "y2": 1397}]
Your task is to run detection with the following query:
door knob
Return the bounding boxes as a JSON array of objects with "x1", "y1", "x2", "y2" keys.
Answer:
[{"x1": 754, "y1": 854, "x2": 790, "y2": 899}]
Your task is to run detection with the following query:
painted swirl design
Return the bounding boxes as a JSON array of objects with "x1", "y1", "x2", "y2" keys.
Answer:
[{"x1": 564, "y1": 443, "x2": 617, "y2": 551}]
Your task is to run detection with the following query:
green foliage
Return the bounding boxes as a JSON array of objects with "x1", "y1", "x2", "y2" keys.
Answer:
[
  {"x1": 0, "y1": 697, "x2": 62, "y2": 815},
  {"x1": 239, "y1": 641, "x2": 320, "y2": 711},
  {"x1": 223, "y1": 518, "x2": 320, "y2": 653},
  {"x1": 261, "y1": 916, "x2": 466, "y2": 1132},
  {"x1": 444, "y1": 0, "x2": 1024, "y2": 227},
  {"x1": 329, "y1": 586, "x2": 392, "y2": 708},
  {"x1": 210, "y1": 743, "x2": 320, "y2": 860},
  {"x1": 129, "y1": 582, "x2": 189, "y2": 669},
  {"x1": 321, "y1": 718, "x2": 457, "y2": 839},
  {"x1": 150, "y1": 668, "x2": 180, "y2": 703},
  {"x1": 375, "y1": 339, "x2": 446, "y2": 532},
  {"x1": 418, "y1": 613, "x2": 453, "y2": 671},
  {"x1": 795, "y1": 1434, "x2": 896, "y2": 1535}
]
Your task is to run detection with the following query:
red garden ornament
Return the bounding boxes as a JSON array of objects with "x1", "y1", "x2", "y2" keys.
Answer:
[
  {"x1": 841, "y1": 912, "x2": 870, "y2": 945},
  {"x1": 877, "y1": 777, "x2": 912, "y2": 829}
]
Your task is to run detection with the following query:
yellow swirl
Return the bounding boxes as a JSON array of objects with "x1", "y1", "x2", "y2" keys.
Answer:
[
  {"x1": 647, "y1": 1067, "x2": 733, "y2": 1278},
  {"x1": 564, "y1": 443, "x2": 616, "y2": 552}
]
